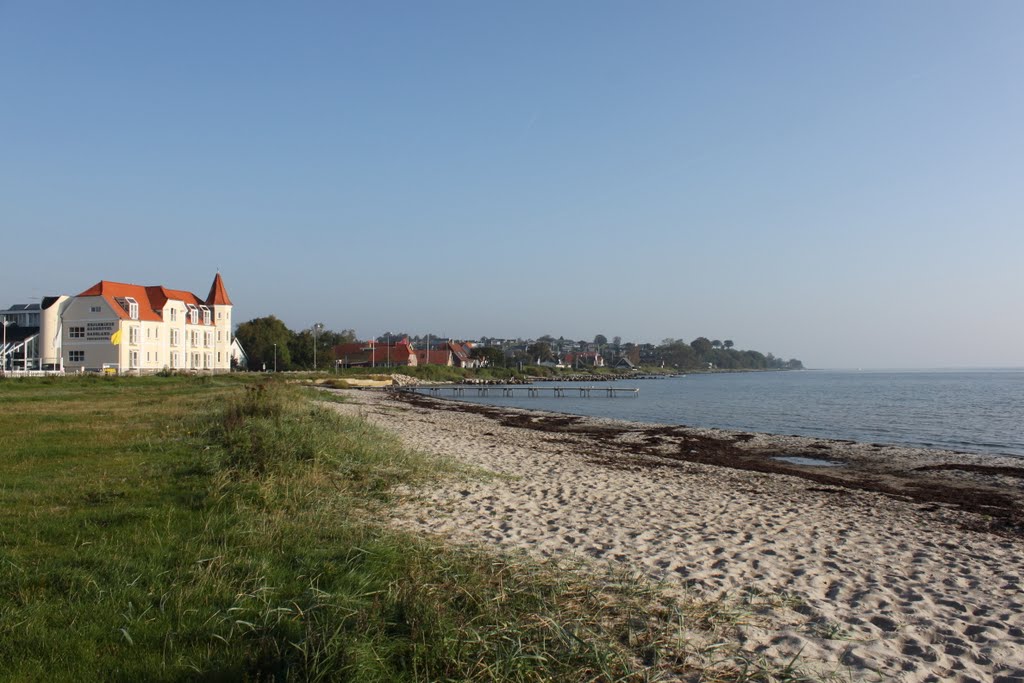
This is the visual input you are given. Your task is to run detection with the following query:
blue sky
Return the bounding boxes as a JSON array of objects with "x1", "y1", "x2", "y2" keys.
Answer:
[{"x1": 2, "y1": 1, "x2": 1022, "y2": 368}]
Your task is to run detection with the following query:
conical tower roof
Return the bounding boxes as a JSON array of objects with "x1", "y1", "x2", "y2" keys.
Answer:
[{"x1": 206, "y1": 272, "x2": 233, "y2": 306}]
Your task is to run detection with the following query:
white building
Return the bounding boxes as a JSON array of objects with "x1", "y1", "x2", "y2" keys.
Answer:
[{"x1": 58, "y1": 273, "x2": 234, "y2": 374}]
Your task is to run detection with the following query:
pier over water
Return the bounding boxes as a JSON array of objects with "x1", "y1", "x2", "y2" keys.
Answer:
[{"x1": 395, "y1": 385, "x2": 639, "y2": 398}]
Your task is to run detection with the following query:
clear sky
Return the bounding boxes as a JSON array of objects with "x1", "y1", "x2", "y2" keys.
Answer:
[{"x1": 2, "y1": 1, "x2": 1022, "y2": 369}]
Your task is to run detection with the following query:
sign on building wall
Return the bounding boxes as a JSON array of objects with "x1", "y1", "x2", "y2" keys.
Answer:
[{"x1": 86, "y1": 321, "x2": 117, "y2": 340}]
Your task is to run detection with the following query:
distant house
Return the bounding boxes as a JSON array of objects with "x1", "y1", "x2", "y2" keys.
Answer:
[
  {"x1": 564, "y1": 351, "x2": 605, "y2": 368},
  {"x1": 447, "y1": 341, "x2": 481, "y2": 369},
  {"x1": 415, "y1": 349, "x2": 452, "y2": 366},
  {"x1": 334, "y1": 339, "x2": 417, "y2": 367},
  {"x1": 230, "y1": 338, "x2": 249, "y2": 370},
  {"x1": 613, "y1": 357, "x2": 635, "y2": 370}
]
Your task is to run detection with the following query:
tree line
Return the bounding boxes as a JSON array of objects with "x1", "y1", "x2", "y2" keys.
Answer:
[
  {"x1": 654, "y1": 337, "x2": 802, "y2": 370},
  {"x1": 234, "y1": 316, "x2": 355, "y2": 371},
  {"x1": 233, "y1": 317, "x2": 802, "y2": 372}
]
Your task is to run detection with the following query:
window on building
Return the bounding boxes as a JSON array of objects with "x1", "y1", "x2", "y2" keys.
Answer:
[
  {"x1": 129, "y1": 327, "x2": 139, "y2": 344},
  {"x1": 69, "y1": 326, "x2": 85, "y2": 339},
  {"x1": 146, "y1": 327, "x2": 151, "y2": 339},
  {"x1": 187, "y1": 304, "x2": 199, "y2": 324},
  {"x1": 217, "y1": 330, "x2": 222, "y2": 342},
  {"x1": 171, "y1": 329, "x2": 179, "y2": 346},
  {"x1": 90, "y1": 306, "x2": 101, "y2": 313},
  {"x1": 129, "y1": 351, "x2": 139, "y2": 368},
  {"x1": 169, "y1": 308, "x2": 177, "y2": 322},
  {"x1": 171, "y1": 352, "x2": 178, "y2": 368},
  {"x1": 200, "y1": 305, "x2": 211, "y2": 325},
  {"x1": 217, "y1": 352, "x2": 221, "y2": 363},
  {"x1": 218, "y1": 311, "x2": 222, "y2": 319},
  {"x1": 69, "y1": 350, "x2": 85, "y2": 362},
  {"x1": 146, "y1": 352, "x2": 151, "y2": 362},
  {"x1": 125, "y1": 297, "x2": 139, "y2": 320},
  {"x1": 204, "y1": 332, "x2": 211, "y2": 347}
]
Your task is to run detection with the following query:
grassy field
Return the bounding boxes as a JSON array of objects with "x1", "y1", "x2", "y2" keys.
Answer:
[{"x1": 0, "y1": 375, "x2": 820, "y2": 682}]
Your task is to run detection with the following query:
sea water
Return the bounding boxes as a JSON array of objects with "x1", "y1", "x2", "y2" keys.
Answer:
[{"x1": 448, "y1": 369, "x2": 1024, "y2": 458}]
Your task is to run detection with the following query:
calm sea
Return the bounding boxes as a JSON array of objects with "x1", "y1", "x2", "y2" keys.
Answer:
[{"x1": 448, "y1": 369, "x2": 1024, "y2": 458}]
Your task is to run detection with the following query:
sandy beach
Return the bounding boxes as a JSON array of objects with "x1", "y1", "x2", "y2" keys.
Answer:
[{"x1": 326, "y1": 388, "x2": 1024, "y2": 681}]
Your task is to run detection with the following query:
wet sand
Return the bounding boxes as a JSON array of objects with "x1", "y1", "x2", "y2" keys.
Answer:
[{"x1": 326, "y1": 388, "x2": 1024, "y2": 681}]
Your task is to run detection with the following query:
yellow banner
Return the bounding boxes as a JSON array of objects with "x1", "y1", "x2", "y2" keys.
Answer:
[{"x1": 110, "y1": 329, "x2": 122, "y2": 345}]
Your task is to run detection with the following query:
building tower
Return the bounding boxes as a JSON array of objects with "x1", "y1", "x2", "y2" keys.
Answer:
[{"x1": 205, "y1": 273, "x2": 233, "y2": 370}]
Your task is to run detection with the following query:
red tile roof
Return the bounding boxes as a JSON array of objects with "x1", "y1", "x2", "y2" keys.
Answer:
[
  {"x1": 206, "y1": 273, "x2": 232, "y2": 306},
  {"x1": 334, "y1": 341, "x2": 416, "y2": 365},
  {"x1": 447, "y1": 341, "x2": 470, "y2": 362},
  {"x1": 76, "y1": 278, "x2": 220, "y2": 324},
  {"x1": 415, "y1": 350, "x2": 452, "y2": 365}
]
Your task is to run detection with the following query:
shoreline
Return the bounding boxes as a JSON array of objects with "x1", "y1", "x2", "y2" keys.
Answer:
[{"x1": 326, "y1": 388, "x2": 1024, "y2": 681}]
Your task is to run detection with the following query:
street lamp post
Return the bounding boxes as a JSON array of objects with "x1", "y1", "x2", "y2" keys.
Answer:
[
  {"x1": 273, "y1": 343, "x2": 277, "y2": 372},
  {"x1": 313, "y1": 322, "x2": 324, "y2": 372}
]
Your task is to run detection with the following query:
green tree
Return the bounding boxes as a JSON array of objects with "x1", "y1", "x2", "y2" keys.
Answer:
[
  {"x1": 235, "y1": 316, "x2": 294, "y2": 371},
  {"x1": 289, "y1": 327, "x2": 356, "y2": 370},
  {"x1": 527, "y1": 341, "x2": 553, "y2": 362},
  {"x1": 711, "y1": 339, "x2": 722, "y2": 349},
  {"x1": 470, "y1": 346, "x2": 505, "y2": 367},
  {"x1": 724, "y1": 339, "x2": 734, "y2": 350},
  {"x1": 690, "y1": 337, "x2": 713, "y2": 358},
  {"x1": 593, "y1": 334, "x2": 608, "y2": 346}
]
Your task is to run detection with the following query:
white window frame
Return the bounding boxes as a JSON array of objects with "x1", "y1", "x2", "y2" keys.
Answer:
[
  {"x1": 169, "y1": 307, "x2": 177, "y2": 322},
  {"x1": 171, "y1": 329, "x2": 179, "y2": 346},
  {"x1": 125, "y1": 296, "x2": 139, "y2": 320},
  {"x1": 129, "y1": 326, "x2": 140, "y2": 345},
  {"x1": 187, "y1": 304, "x2": 199, "y2": 325},
  {"x1": 200, "y1": 305, "x2": 211, "y2": 325}
]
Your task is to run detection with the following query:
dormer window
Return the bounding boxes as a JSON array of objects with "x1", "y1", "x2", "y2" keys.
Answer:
[
  {"x1": 200, "y1": 305, "x2": 211, "y2": 325},
  {"x1": 169, "y1": 307, "x2": 177, "y2": 322},
  {"x1": 187, "y1": 304, "x2": 199, "y2": 325},
  {"x1": 125, "y1": 297, "x2": 139, "y2": 320}
]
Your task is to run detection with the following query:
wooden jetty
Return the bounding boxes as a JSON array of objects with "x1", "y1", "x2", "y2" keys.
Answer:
[{"x1": 396, "y1": 385, "x2": 639, "y2": 398}]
